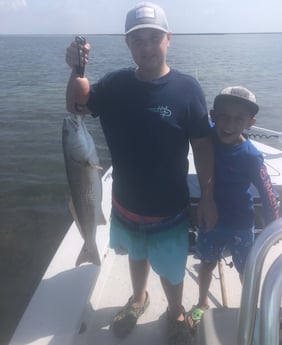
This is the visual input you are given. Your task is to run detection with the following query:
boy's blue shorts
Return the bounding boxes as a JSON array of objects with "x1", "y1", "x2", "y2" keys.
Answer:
[
  {"x1": 109, "y1": 214, "x2": 190, "y2": 285},
  {"x1": 196, "y1": 223, "x2": 255, "y2": 275}
]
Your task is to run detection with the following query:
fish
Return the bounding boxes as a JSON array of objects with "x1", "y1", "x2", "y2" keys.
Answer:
[{"x1": 62, "y1": 114, "x2": 106, "y2": 266}]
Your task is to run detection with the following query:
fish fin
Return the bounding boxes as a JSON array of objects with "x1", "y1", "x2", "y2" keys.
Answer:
[
  {"x1": 96, "y1": 207, "x2": 107, "y2": 225},
  {"x1": 76, "y1": 243, "x2": 101, "y2": 267},
  {"x1": 69, "y1": 199, "x2": 83, "y2": 235},
  {"x1": 99, "y1": 213, "x2": 107, "y2": 225},
  {"x1": 88, "y1": 162, "x2": 103, "y2": 170}
]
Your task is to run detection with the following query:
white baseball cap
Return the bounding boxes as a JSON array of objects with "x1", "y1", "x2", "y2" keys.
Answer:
[{"x1": 125, "y1": 2, "x2": 169, "y2": 35}]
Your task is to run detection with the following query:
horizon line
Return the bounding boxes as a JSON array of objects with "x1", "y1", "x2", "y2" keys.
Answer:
[{"x1": 1, "y1": 31, "x2": 282, "y2": 36}]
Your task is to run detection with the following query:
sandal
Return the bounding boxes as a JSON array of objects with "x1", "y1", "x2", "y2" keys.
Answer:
[
  {"x1": 167, "y1": 306, "x2": 192, "y2": 345},
  {"x1": 112, "y1": 291, "x2": 150, "y2": 338},
  {"x1": 187, "y1": 305, "x2": 209, "y2": 332}
]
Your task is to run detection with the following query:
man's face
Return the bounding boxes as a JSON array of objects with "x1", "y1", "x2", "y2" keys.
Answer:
[{"x1": 126, "y1": 28, "x2": 171, "y2": 74}]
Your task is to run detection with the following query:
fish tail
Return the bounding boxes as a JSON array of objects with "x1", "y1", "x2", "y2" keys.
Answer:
[{"x1": 75, "y1": 243, "x2": 101, "y2": 266}]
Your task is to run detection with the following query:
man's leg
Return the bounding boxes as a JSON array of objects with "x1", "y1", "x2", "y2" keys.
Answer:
[
  {"x1": 160, "y1": 277, "x2": 193, "y2": 345},
  {"x1": 112, "y1": 257, "x2": 151, "y2": 337},
  {"x1": 129, "y1": 257, "x2": 150, "y2": 307},
  {"x1": 160, "y1": 277, "x2": 184, "y2": 320},
  {"x1": 110, "y1": 216, "x2": 151, "y2": 337}
]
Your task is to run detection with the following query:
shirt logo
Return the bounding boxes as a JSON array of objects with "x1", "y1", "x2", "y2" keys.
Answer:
[{"x1": 149, "y1": 106, "x2": 172, "y2": 118}]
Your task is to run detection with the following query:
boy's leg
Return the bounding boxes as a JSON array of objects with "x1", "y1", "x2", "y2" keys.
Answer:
[
  {"x1": 196, "y1": 224, "x2": 227, "y2": 307},
  {"x1": 229, "y1": 227, "x2": 254, "y2": 281},
  {"x1": 186, "y1": 261, "x2": 216, "y2": 331},
  {"x1": 198, "y1": 260, "x2": 217, "y2": 308},
  {"x1": 187, "y1": 225, "x2": 226, "y2": 330}
]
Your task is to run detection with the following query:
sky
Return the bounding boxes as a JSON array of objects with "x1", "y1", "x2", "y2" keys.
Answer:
[{"x1": 0, "y1": 0, "x2": 282, "y2": 35}]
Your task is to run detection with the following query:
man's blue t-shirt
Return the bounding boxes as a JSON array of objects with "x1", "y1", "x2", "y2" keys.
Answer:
[
  {"x1": 87, "y1": 68, "x2": 211, "y2": 216},
  {"x1": 212, "y1": 128, "x2": 279, "y2": 229}
]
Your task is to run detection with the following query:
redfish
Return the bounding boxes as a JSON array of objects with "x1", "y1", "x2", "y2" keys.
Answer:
[{"x1": 62, "y1": 114, "x2": 106, "y2": 266}]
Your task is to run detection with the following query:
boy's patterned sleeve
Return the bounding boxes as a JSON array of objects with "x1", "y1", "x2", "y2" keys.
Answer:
[{"x1": 251, "y1": 156, "x2": 280, "y2": 225}]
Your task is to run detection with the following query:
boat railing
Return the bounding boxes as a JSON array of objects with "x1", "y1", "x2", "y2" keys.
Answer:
[
  {"x1": 247, "y1": 125, "x2": 282, "y2": 143},
  {"x1": 259, "y1": 254, "x2": 282, "y2": 345},
  {"x1": 237, "y1": 217, "x2": 282, "y2": 345}
]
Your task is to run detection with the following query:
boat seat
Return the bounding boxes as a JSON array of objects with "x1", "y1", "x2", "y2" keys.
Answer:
[
  {"x1": 196, "y1": 308, "x2": 258, "y2": 345},
  {"x1": 197, "y1": 304, "x2": 282, "y2": 345}
]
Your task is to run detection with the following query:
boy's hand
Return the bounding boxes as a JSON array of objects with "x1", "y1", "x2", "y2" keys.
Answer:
[
  {"x1": 197, "y1": 197, "x2": 218, "y2": 231},
  {"x1": 65, "y1": 41, "x2": 91, "y2": 69}
]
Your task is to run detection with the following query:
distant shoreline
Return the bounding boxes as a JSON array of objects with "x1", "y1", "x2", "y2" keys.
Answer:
[{"x1": 1, "y1": 31, "x2": 282, "y2": 37}]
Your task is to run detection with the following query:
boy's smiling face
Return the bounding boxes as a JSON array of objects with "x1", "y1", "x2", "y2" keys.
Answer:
[{"x1": 211, "y1": 100, "x2": 256, "y2": 145}]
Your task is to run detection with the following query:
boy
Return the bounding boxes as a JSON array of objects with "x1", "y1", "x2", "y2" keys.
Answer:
[
  {"x1": 188, "y1": 86, "x2": 280, "y2": 331},
  {"x1": 65, "y1": 2, "x2": 217, "y2": 344}
]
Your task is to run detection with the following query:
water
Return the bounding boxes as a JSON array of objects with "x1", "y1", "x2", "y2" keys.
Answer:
[{"x1": 1, "y1": 33, "x2": 282, "y2": 344}]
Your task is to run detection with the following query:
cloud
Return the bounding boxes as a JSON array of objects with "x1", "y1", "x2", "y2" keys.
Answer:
[
  {"x1": 0, "y1": 0, "x2": 27, "y2": 11},
  {"x1": 0, "y1": 0, "x2": 281, "y2": 34}
]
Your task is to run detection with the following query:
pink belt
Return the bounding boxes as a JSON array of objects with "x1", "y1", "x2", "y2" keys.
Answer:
[{"x1": 112, "y1": 197, "x2": 169, "y2": 224}]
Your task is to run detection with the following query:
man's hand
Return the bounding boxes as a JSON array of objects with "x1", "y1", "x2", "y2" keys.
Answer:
[
  {"x1": 65, "y1": 40, "x2": 91, "y2": 70},
  {"x1": 65, "y1": 39, "x2": 91, "y2": 115}
]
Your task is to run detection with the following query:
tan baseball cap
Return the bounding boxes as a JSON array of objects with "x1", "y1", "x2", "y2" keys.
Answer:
[{"x1": 214, "y1": 86, "x2": 259, "y2": 116}]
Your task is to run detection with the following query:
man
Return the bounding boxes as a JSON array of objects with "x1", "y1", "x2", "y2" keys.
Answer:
[{"x1": 65, "y1": 2, "x2": 217, "y2": 344}]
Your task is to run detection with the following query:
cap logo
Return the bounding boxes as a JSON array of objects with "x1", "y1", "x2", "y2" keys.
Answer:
[
  {"x1": 136, "y1": 6, "x2": 155, "y2": 19},
  {"x1": 230, "y1": 88, "x2": 249, "y2": 99},
  {"x1": 125, "y1": 2, "x2": 169, "y2": 34}
]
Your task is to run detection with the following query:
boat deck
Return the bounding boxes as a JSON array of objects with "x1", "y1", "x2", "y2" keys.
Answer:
[
  {"x1": 10, "y1": 217, "x2": 282, "y2": 345},
  {"x1": 73, "y1": 237, "x2": 282, "y2": 345},
  {"x1": 9, "y1": 137, "x2": 282, "y2": 345}
]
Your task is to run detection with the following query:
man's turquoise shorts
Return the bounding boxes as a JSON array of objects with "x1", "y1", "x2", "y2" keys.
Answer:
[{"x1": 109, "y1": 214, "x2": 190, "y2": 285}]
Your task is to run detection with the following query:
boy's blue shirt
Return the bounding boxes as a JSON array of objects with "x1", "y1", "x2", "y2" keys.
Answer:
[{"x1": 212, "y1": 126, "x2": 279, "y2": 229}]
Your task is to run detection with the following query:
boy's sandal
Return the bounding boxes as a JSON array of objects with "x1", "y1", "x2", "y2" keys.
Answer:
[
  {"x1": 112, "y1": 291, "x2": 150, "y2": 338},
  {"x1": 167, "y1": 306, "x2": 192, "y2": 345},
  {"x1": 187, "y1": 305, "x2": 209, "y2": 332}
]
